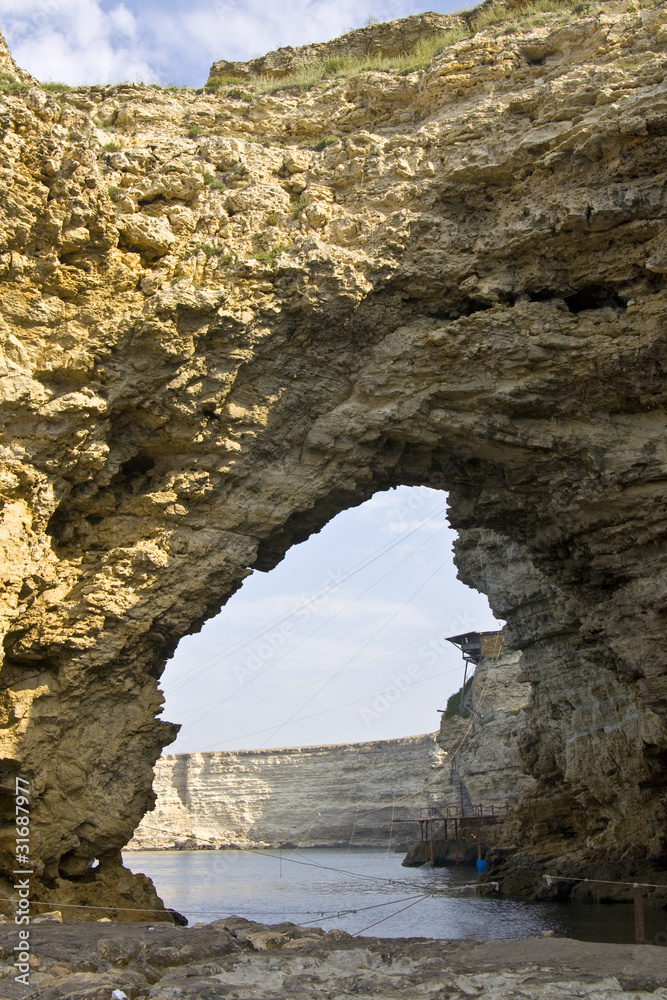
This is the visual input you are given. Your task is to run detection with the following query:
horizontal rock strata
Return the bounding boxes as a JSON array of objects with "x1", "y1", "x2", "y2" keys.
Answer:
[
  {"x1": 435, "y1": 647, "x2": 531, "y2": 814},
  {"x1": 403, "y1": 646, "x2": 533, "y2": 865},
  {"x1": 0, "y1": 0, "x2": 666, "y2": 914},
  {"x1": 129, "y1": 734, "x2": 443, "y2": 850}
]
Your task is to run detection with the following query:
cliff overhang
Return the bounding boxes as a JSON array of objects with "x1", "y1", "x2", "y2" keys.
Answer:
[{"x1": 0, "y1": 0, "x2": 665, "y2": 916}]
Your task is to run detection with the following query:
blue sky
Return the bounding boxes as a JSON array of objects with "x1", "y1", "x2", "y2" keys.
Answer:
[
  {"x1": 0, "y1": 2, "x2": 502, "y2": 751},
  {"x1": 0, "y1": 0, "x2": 462, "y2": 87},
  {"x1": 162, "y1": 488, "x2": 501, "y2": 753}
]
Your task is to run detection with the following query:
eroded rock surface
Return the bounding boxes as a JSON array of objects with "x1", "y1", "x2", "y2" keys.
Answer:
[
  {"x1": 208, "y1": 12, "x2": 459, "y2": 82},
  {"x1": 0, "y1": 0, "x2": 666, "y2": 913},
  {"x1": 128, "y1": 734, "x2": 443, "y2": 851},
  {"x1": 435, "y1": 648, "x2": 531, "y2": 815},
  {"x1": 403, "y1": 646, "x2": 533, "y2": 866},
  {"x1": 0, "y1": 920, "x2": 666, "y2": 999}
]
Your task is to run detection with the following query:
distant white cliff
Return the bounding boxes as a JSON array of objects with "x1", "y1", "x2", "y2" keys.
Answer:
[{"x1": 128, "y1": 733, "x2": 444, "y2": 850}]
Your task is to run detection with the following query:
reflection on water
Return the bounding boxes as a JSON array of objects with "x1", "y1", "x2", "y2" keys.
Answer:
[{"x1": 124, "y1": 848, "x2": 667, "y2": 943}]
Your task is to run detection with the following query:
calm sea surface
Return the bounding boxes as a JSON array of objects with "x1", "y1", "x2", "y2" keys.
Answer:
[{"x1": 124, "y1": 848, "x2": 667, "y2": 944}]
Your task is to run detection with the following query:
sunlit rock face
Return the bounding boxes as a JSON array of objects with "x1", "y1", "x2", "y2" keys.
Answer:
[
  {"x1": 0, "y1": 0, "x2": 666, "y2": 915},
  {"x1": 128, "y1": 735, "x2": 443, "y2": 850}
]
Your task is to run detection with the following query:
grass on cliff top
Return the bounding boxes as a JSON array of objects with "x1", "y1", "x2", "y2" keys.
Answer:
[
  {"x1": 205, "y1": 0, "x2": 588, "y2": 96},
  {"x1": 42, "y1": 81, "x2": 73, "y2": 92},
  {"x1": 0, "y1": 72, "x2": 28, "y2": 95},
  {"x1": 205, "y1": 27, "x2": 468, "y2": 94}
]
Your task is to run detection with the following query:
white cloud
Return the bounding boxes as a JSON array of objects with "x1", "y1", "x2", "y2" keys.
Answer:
[
  {"x1": 108, "y1": 4, "x2": 137, "y2": 39},
  {"x1": 0, "y1": 0, "x2": 454, "y2": 87},
  {"x1": 0, "y1": 0, "x2": 156, "y2": 83}
]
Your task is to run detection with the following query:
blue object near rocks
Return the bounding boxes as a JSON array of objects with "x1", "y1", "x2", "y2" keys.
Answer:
[{"x1": 476, "y1": 859, "x2": 487, "y2": 872}]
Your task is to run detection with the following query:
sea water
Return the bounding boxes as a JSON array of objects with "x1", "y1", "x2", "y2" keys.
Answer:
[{"x1": 124, "y1": 848, "x2": 667, "y2": 943}]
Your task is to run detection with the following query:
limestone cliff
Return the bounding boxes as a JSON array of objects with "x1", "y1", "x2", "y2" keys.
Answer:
[
  {"x1": 435, "y1": 648, "x2": 532, "y2": 815},
  {"x1": 403, "y1": 646, "x2": 533, "y2": 865},
  {"x1": 0, "y1": 0, "x2": 666, "y2": 916},
  {"x1": 128, "y1": 734, "x2": 442, "y2": 850}
]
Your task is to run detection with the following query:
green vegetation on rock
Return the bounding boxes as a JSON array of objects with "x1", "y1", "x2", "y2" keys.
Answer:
[
  {"x1": 42, "y1": 82, "x2": 73, "y2": 93},
  {"x1": 184, "y1": 243, "x2": 233, "y2": 262},
  {"x1": 443, "y1": 676, "x2": 474, "y2": 719},
  {"x1": 255, "y1": 243, "x2": 291, "y2": 265},
  {"x1": 204, "y1": 0, "x2": 586, "y2": 96},
  {"x1": 0, "y1": 72, "x2": 28, "y2": 95}
]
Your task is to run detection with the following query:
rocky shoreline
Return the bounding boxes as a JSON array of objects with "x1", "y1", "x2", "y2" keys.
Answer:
[{"x1": 0, "y1": 918, "x2": 666, "y2": 999}]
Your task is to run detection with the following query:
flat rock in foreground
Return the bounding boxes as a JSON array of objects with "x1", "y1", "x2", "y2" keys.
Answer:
[{"x1": 0, "y1": 920, "x2": 666, "y2": 999}]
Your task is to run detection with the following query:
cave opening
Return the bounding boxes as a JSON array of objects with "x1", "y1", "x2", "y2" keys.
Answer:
[{"x1": 160, "y1": 486, "x2": 503, "y2": 757}]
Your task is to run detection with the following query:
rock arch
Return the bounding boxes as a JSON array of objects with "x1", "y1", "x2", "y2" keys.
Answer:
[{"x1": 0, "y1": 3, "x2": 666, "y2": 913}]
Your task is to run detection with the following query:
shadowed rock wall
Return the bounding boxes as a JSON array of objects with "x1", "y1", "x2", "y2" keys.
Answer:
[
  {"x1": 434, "y1": 648, "x2": 532, "y2": 816},
  {"x1": 403, "y1": 647, "x2": 533, "y2": 867},
  {"x1": 0, "y1": 0, "x2": 666, "y2": 915}
]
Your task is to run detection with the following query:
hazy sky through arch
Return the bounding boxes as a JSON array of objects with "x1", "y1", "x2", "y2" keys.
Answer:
[
  {"x1": 162, "y1": 487, "x2": 503, "y2": 754},
  {"x1": 0, "y1": 0, "x2": 463, "y2": 87}
]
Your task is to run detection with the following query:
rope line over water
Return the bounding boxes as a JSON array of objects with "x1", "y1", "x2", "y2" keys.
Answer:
[
  {"x1": 0, "y1": 879, "x2": 491, "y2": 917},
  {"x1": 243, "y1": 849, "x2": 495, "y2": 896},
  {"x1": 352, "y1": 892, "x2": 434, "y2": 937},
  {"x1": 544, "y1": 875, "x2": 667, "y2": 889},
  {"x1": 136, "y1": 648, "x2": 500, "y2": 864}
]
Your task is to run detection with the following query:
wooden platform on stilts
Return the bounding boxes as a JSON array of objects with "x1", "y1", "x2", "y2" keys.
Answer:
[{"x1": 395, "y1": 804, "x2": 508, "y2": 867}]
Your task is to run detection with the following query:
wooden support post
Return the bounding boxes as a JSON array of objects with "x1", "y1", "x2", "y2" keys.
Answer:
[
  {"x1": 430, "y1": 819, "x2": 435, "y2": 868},
  {"x1": 477, "y1": 817, "x2": 482, "y2": 861},
  {"x1": 454, "y1": 818, "x2": 459, "y2": 866},
  {"x1": 634, "y1": 885, "x2": 645, "y2": 944},
  {"x1": 419, "y1": 820, "x2": 427, "y2": 863}
]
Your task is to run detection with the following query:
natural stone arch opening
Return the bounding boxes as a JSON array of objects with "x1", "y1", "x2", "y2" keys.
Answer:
[
  {"x1": 159, "y1": 484, "x2": 500, "y2": 757},
  {"x1": 0, "y1": 3, "x2": 666, "y2": 917},
  {"x1": 4, "y1": 352, "x2": 665, "y2": 915}
]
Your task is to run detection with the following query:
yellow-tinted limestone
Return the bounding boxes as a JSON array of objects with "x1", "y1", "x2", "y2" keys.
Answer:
[{"x1": 0, "y1": 1, "x2": 666, "y2": 915}]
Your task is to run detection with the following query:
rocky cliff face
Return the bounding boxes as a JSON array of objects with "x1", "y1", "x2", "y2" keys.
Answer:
[
  {"x1": 403, "y1": 646, "x2": 533, "y2": 865},
  {"x1": 0, "y1": 0, "x2": 666, "y2": 916},
  {"x1": 128, "y1": 734, "x2": 443, "y2": 850},
  {"x1": 434, "y1": 648, "x2": 532, "y2": 816}
]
